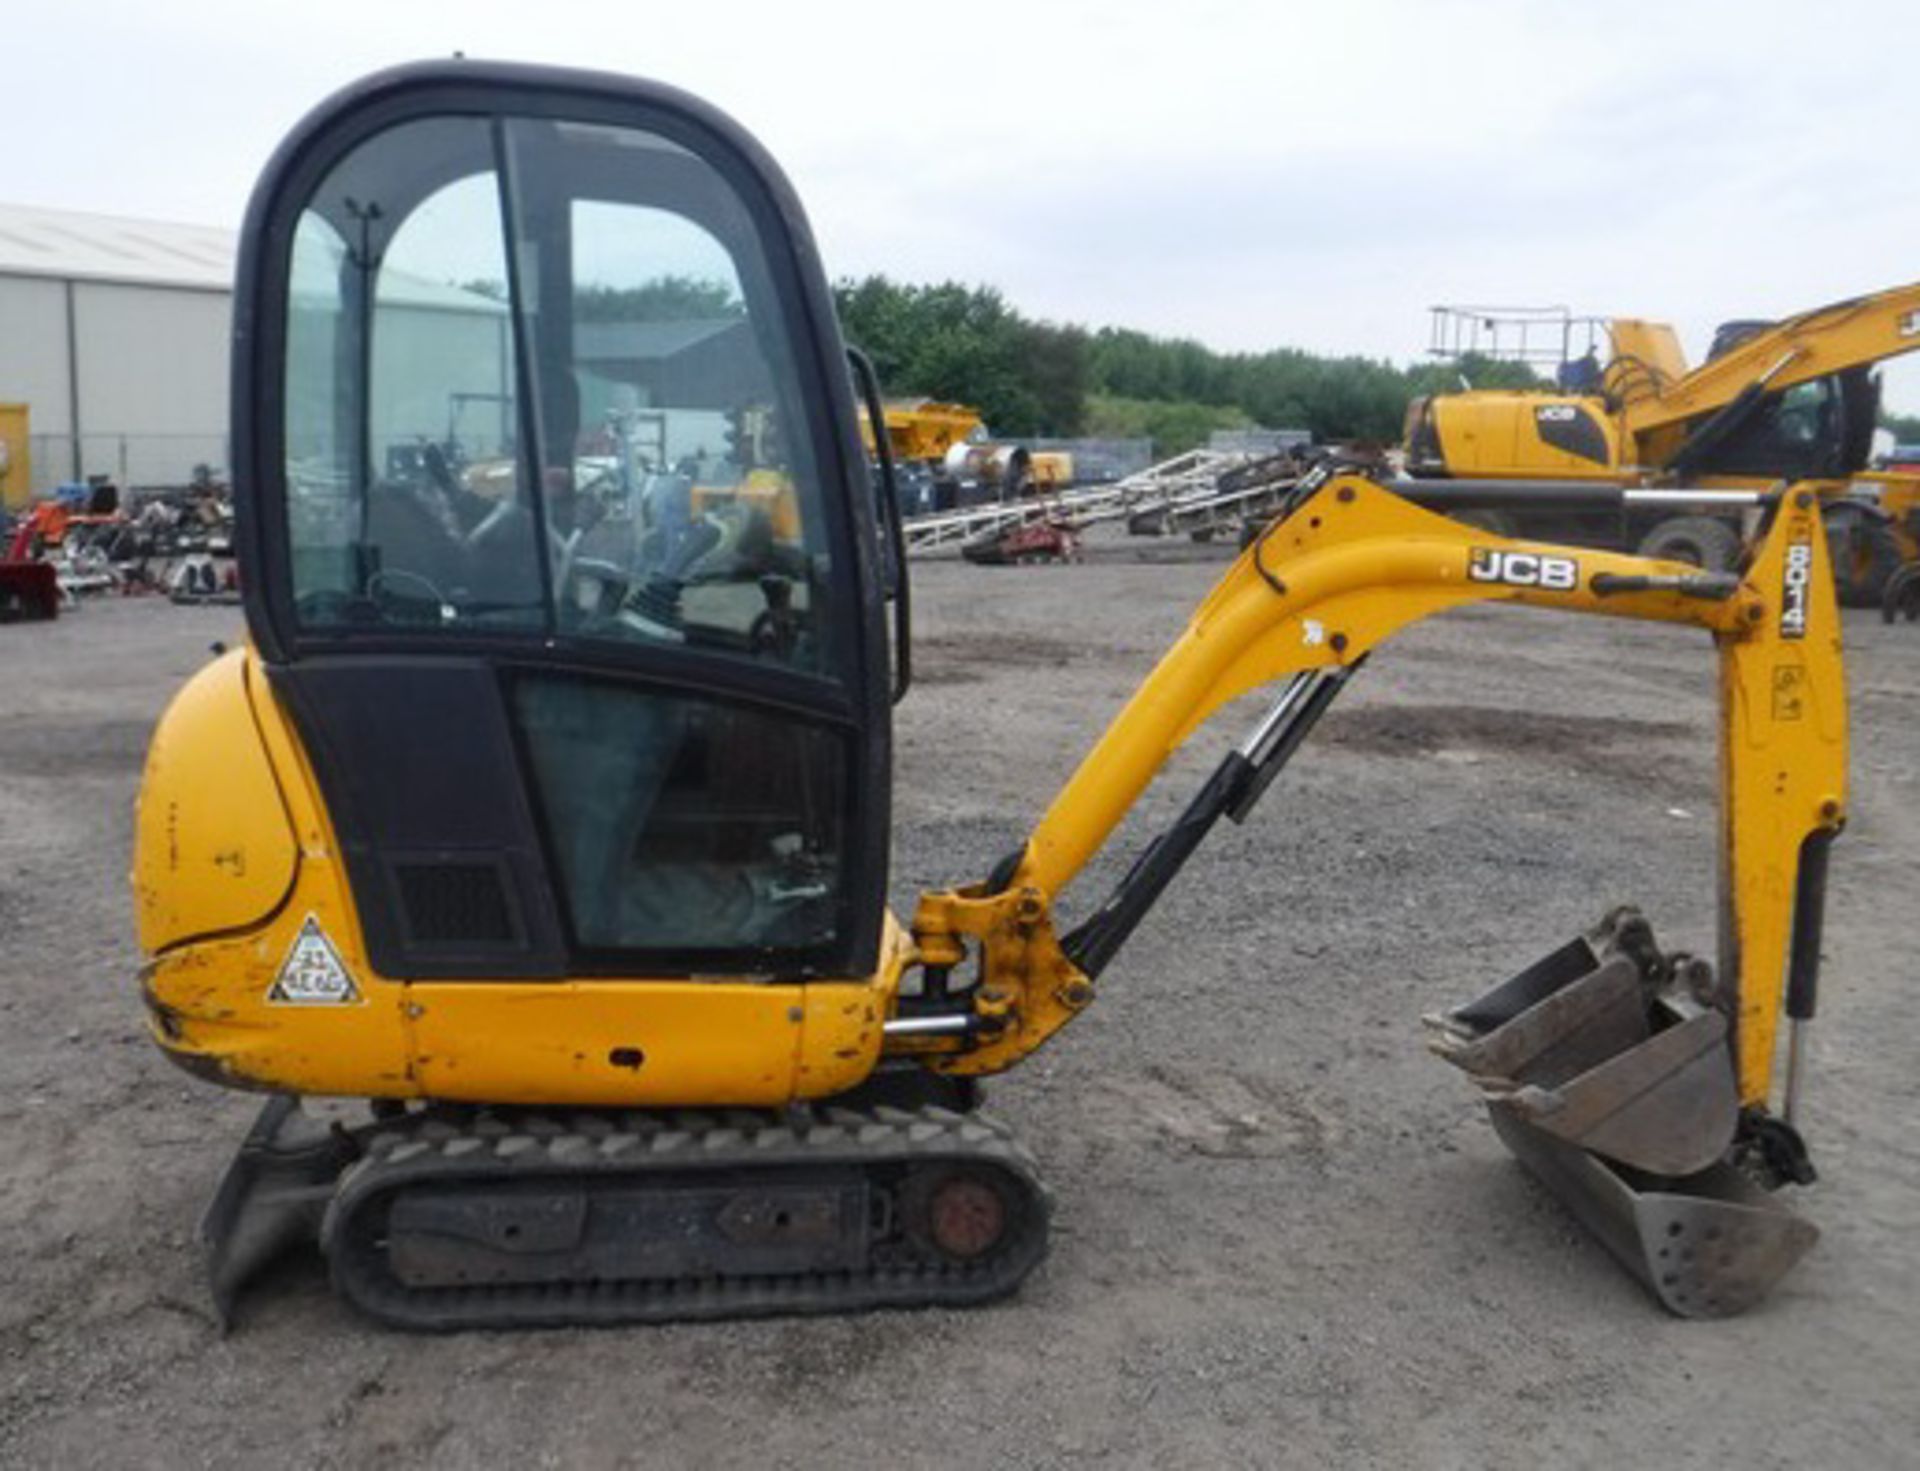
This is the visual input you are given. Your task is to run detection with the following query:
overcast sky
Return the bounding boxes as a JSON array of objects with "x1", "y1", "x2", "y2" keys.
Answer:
[{"x1": 19, "y1": 0, "x2": 1920, "y2": 410}]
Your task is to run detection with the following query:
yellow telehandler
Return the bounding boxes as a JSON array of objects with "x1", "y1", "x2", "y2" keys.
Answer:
[{"x1": 135, "y1": 62, "x2": 1847, "y2": 1328}]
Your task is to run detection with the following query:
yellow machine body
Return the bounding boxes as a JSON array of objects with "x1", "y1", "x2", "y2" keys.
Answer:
[
  {"x1": 136, "y1": 649, "x2": 900, "y2": 1106},
  {"x1": 858, "y1": 399, "x2": 985, "y2": 464},
  {"x1": 0, "y1": 403, "x2": 28, "y2": 510},
  {"x1": 1410, "y1": 281, "x2": 1920, "y2": 482},
  {"x1": 856, "y1": 398, "x2": 1064, "y2": 494},
  {"x1": 1404, "y1": 389, "x2": 1627, "y2": 480},
  {"x1": 138, "y1": 475, "x2": 1844, "y2": 1121}
]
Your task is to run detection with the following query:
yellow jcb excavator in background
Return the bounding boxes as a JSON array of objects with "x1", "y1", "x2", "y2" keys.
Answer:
[
  {"x1": 1403, "y1": 293, "x2": 1920, "y2": 605},
  {"x1": 135, "y1": 61, "x2": 1850, "y2": 1330}
]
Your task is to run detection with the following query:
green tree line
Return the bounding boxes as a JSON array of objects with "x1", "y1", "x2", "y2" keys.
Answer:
[
  {"x1": 1881, "y1": 411, "x2": 1920, "y2": 442},
  {"x1": 832, "y1": 274, "x2": 1541, "y2": 453},
  {"x1": 468, "y1": 271, "x2": 1556, "y2": 456}
]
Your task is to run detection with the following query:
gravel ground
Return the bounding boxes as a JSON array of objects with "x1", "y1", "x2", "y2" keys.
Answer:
[{"x1": 2, "y1": 528, "x2": 1915, "y2": 1469}]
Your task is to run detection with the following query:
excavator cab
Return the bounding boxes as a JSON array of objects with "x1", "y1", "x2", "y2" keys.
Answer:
[{"x1": 232, "y1": 65, "x2": 903, "y2": 985}]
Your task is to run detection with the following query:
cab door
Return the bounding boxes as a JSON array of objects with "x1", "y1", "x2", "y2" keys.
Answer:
[{"x1": 233, "y1": 64, "x2": 893, "y2": 982}]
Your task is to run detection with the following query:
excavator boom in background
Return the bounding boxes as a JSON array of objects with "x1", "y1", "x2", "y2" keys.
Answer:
[
  {"x1": 1406, "y1": 289, "x2": 1920, "y2": 606},
  {"x1": 134, "y1": 62, "x2": 1851, "y2": 1329},
  {"x1": 1413, "y1": 286, "x2": 1920, "y2": 475}
]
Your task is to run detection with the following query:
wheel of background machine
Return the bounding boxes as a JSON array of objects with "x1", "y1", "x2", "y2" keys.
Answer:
[
  {"x1": 1636, "y1": 515, "x2": 1743, "y2": 572},
  {"x1": 1883, "y1": 563, "x2": 1920, "y2": 623},
  {"x1": 1822, "y1": 504, "x2": 1904, "y2": 609}
]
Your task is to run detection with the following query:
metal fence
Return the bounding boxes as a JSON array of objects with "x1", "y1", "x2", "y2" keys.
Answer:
[
  {"x1": 28, "y1": 433, "x2": 229, "y2": 493},
  {"x1": 1207, "y1": 428, "x2": 1312, "y2": 457}
]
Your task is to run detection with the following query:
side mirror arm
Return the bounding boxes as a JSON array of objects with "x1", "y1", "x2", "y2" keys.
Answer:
[{"x1": 846, "y1": 346, "x2": 911, "y2": 703}]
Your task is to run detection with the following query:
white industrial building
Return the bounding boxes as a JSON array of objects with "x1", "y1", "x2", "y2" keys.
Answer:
[
  {"x1": 0, "y1": 200, "x2": 793, "y2": 505},
  {"x1": 0, "y1": 202, "x2": 236, "y2": 494}
]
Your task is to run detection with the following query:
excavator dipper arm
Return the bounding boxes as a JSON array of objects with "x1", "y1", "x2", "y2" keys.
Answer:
[
  {"x1": 906, "y1": 478, "x2": 1850, "y2": 1321},
  {"x1": 913, "y1": 472, "x2": 1843, "y2": 1090}
]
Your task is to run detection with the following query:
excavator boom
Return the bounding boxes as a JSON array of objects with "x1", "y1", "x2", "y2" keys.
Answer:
[{"x1": 1621, "y1": 282, "x2": 1920, "y2": 436}]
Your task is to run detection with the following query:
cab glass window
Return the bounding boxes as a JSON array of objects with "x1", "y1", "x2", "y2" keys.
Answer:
[
  {"x1": 503, "y1": 118, "x2": 834, "y2": 672},
  {"x1": 1695, "y1": 377, "x2": 1845, "y2": 479},
  {"x1": 1772, "y1": 381, "x2": 1831, "y2": 446},
  {"x1": 285, "y1": 117, "x2": 538, "y2": 629},
  {"x1": 513, "y1": 672, "x2": 846, "y2": 954},
  {"x1": 281, "y1": 113, "x2": 837, "y2": 675}
]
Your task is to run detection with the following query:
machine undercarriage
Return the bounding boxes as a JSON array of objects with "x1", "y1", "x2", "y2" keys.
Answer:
[{"x1": 209, "y1": 1090, "x2": 1046, "y2": 1330}]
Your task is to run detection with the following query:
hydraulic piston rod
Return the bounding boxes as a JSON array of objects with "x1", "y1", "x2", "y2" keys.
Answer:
[{"x1": 1062, "y1": 666, "x2": 1354, "y2": 978}]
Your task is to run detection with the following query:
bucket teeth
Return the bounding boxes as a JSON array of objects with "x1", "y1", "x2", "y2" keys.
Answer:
[{"x1": 1430, "y1": 951, "x2": 1650, "y2": 1085}]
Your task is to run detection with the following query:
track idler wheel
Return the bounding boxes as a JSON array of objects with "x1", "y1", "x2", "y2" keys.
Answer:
[{"x1": 901, "y1": 1165, "x2": 1018, "y2": 1263}]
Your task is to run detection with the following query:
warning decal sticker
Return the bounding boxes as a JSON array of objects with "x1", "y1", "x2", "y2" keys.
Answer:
[{"x1": 267, "y1": 915, "x2": 363, "y2": 1005}]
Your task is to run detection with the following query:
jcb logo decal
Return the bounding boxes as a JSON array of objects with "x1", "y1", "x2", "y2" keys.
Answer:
[
  {"x1": 1468, "y1": 548, "x2": 1580, "y2": 591},
  {"x1": 1781, "y1": 539, "x2": 1812, "y2": 639}
]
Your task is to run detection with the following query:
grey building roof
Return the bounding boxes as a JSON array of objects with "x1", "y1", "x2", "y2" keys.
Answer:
[
  {"x1": 0, "y1": 202, "x2": 235, "y2": 291},
  {"x1": 0, "y1": 202, "x2": 505, "y2": 314}
]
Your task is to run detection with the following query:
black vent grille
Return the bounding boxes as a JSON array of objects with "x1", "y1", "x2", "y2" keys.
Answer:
[{"x1": 392, "y1": 861, "x2": 516, "y2": 946}]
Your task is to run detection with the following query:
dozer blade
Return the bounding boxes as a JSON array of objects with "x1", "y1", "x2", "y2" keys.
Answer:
[
  {"x1": 1488, "y1": 1109, "x2": 1818, "y2": 1319},
  {"x1": 1428, "y1": 911, "x2": 1815, "y2": 1316},
  {"x1": 202, "y1": 1095, "x2": 354, "y2": 1329}
]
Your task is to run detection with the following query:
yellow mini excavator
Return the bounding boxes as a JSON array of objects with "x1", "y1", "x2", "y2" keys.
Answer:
[{"x1": 135, "y1": 62, "x2": 1849, "y2": 1328}]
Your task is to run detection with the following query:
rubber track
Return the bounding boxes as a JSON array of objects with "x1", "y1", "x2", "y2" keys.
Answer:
[{"x1": 321, "y1": 1103, "x2": 1051, "y2": 1331}]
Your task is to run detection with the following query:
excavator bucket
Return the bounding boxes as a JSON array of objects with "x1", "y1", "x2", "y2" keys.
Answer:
[{"x1": 1428, "y1": 911, "x2": 1817, "y2": 1317}]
